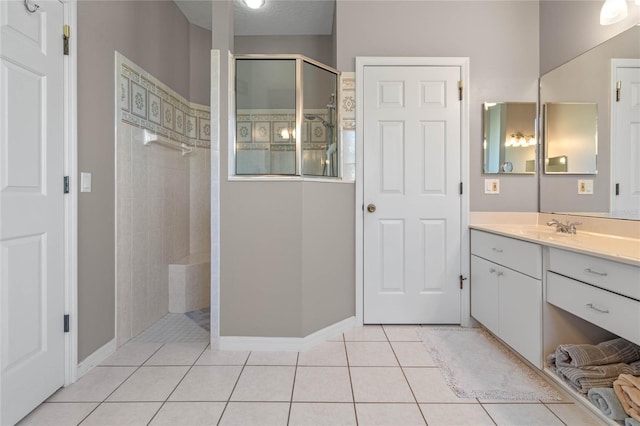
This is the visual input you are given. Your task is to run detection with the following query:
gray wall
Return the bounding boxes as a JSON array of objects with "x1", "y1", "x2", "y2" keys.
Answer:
[
  {"x1": 539, "y1": 0, "x2": 640, "y2": 75},
  {"x1": 336, "y1": 0, "x2": 540, "y2": 212},
  {"x1": 77, "y1": 1, "x2": 210, "y2": 362},
  {"x1": 235, "y1": 35, "x2": 335, "y2": 67}
]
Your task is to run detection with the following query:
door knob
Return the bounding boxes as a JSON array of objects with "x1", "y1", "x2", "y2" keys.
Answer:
[{"x1": 367, "y1": 204, "x2": 376, "y2": 213}]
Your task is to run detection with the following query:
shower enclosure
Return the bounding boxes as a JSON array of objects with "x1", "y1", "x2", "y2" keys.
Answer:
[{"x1": 233, "y1": 55, "x2": 340, "y2": 177}]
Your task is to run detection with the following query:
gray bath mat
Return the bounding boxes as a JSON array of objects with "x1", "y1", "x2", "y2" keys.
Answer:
[{"x1": 421, "y1": 326, "x2": 562, "y2": 401}]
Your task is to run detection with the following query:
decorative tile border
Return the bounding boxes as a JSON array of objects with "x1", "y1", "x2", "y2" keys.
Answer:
[
  {"x1": 116, "y1": 52, "x2": 211, "y2": 148},
  {"x1": 236, "y1": 109, "x2": 330, "y2": 151},
  {"x1": 340, "y1": 72, "x2": 356, "y2": 130}
]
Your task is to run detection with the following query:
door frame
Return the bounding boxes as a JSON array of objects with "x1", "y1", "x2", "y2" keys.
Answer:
[
  {"x1": 610, "y1": 58, "x2": 640, "y2": 217},
  {"x1": 62, "y1": 0, "x2": 78, "y2": 385},
  {"x1": 355, "y1": 57, "x2": 471, "y2": 327}
]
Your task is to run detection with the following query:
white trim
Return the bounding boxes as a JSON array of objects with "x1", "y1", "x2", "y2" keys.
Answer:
[
  {"x1": 354, "y1": 57, "x2": 471, "y2": 327},
  {"x1": 62, "y1": 0, "x2": 79, "y2": 386},
  {"x1": 219, "y1": 316, "x2": 356, "y2": 352},
  {"x1": 210, "y1": 49, "x2": 222, "y2": 349},
  {"x1": 76, "y1": 339, "x2": 116, "y2": 379}
]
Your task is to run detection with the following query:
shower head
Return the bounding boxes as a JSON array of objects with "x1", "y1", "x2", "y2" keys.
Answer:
[{"x1": 304, "y1": 113, "x2": 334, "y2": 128}]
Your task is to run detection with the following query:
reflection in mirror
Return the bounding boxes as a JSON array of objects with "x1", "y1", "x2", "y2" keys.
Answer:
[
  {"x1": 539, "y1": 25, "x2": 639, "y2": 219},
  {"x1": 483, "y1": 102, "x2": 536, "y2": 174},
  {"x1": 544, "y1": 103, "x2": 597, "y2": 174}
]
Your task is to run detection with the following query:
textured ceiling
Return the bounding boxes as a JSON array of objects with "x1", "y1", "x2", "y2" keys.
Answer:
[{"x1": 173, "y1": 0, "x2": 336, "y2": 36}]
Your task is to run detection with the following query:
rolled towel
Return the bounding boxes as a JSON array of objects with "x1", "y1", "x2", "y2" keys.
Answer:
[
  {"x1": 614, "y1": 374, "x2": 640, "y2": 421},
  {"x1": 551, "y1": 338, "x2": 640, "y2": 368},
  {"x1": 588, "y1": 387, "x2": 628, "y2": 420},
  {"x1": 626, "y1": 417, "x2": 640, "y2": 426}
]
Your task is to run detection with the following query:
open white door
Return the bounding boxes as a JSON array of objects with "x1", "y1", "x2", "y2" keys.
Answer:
[
  {"x1": 1, "y1": 1, "x2": 66, "y2": 423},
  {"x1": 362, "y1": 64, "x2": 462, "y2": 324},
  {"x1": 611, "y1": 59, "x2": 640, "y2": 220}
]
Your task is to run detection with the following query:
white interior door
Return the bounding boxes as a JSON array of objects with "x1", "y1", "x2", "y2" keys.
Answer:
[
  {"x1": 363, "y1": 65, "x2": 461, "y2": 324},
  {"x1": 1, "y1": 1, "x2": 66, "y2": 424},
  {"x1": 611, "y1": 61, "x2": 640, "y2": 220}
]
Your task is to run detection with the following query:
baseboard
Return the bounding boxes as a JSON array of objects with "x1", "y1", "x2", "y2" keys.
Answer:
[
  {"x1": 76, "y1": 338, "x2": 116, "y2": 379},
  {"x1": 219, "y1": 316, "x2": 356, "y2": 351}
]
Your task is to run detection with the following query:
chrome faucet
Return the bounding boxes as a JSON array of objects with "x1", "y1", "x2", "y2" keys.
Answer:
[{"x1": 546, "y1": 219, "x2": 581, "y2": 234}]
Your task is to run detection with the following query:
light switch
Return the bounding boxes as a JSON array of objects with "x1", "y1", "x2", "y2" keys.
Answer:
[
  {"x1": 81, "y1": 172, "x2": 92, "y2": 193},
  {"x1": 578, "y1": 179, "x2": 593, "y2": 195},
  {"x1": 484, "y1": 179, "x2": 500, "y2": 194}
]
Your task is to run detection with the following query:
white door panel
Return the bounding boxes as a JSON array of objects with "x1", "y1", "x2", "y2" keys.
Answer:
[
  {"x1": 1, "y1": 1, "x2": 65, "y2": 424},
  {"x1": 363, "y1": 66, "x2": 461, "y2": 324},
  {"x1": 612, "y1": 63, "x2": 640, "y2": 219}
]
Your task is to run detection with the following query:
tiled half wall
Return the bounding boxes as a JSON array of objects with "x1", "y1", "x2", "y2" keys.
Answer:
[{"x1": 115, "y1": 52, "x2": 211, "y2": 346}]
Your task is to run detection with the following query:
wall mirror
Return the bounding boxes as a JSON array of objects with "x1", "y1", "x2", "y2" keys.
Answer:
[
  {"x1": 539, "y1": 25, "x2": 639, "y2": 219},
  {"x1": 543, "y1": 102, "x2": 597, "y2": 174},
  {"x1": 483, "y1": 102, "x2": 537, "y2": 174}
]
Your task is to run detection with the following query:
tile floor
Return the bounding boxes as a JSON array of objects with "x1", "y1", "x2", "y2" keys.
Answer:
[{"x1": 19, "y1": 325, "x2": 605, "y2": 426}]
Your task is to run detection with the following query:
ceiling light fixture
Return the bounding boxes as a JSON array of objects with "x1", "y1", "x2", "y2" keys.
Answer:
[
  {"x1": 243, "y1": 0, "x2": 265, "y2": 9},
  {"x1": 600, "y1": 0, "x2": 628, "y2": 25}
]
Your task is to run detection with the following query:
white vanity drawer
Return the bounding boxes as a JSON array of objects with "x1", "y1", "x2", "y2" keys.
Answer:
[
  {"x1": 548, "y1": 248, "x2": 640, "y2": 301},
  {"x1": 547, "y1": 271, "x2": 640, "y2": 346},
  {"x1": 471, "y1": 230, "x2": 542, "y2": 279}
]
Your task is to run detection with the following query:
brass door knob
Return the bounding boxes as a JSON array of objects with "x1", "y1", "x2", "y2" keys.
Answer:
[{"x1": 367, "y1": 204, "x2": 376, "y2": 213}]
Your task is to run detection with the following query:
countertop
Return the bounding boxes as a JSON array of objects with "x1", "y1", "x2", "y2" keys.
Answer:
[{"x1": 470, "y1": 223, "x2": 640, "y2": 267}]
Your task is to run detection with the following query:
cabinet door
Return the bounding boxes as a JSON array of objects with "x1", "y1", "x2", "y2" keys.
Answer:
[
  {"x1": 499, "y1": 268, "x2": 542, "y2": 368},
  {"x1": 471, "y1": 255, "x2": 499, "y2": 335}
]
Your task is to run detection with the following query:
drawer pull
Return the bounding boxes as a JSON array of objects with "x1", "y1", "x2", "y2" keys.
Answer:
[
  {"x1": 492, "y1": 247, "x2": 503, "y2": 253},
  {"x1": 584, "y1": 268, "x2": 608, "y2": 277},
  {"x1": 586, "y1": 303, "x2": 610, "y2": 314}
]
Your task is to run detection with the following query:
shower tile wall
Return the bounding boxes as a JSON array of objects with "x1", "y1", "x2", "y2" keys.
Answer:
[
  {"x1": 116, "y1": 53, "x2": 211, "y2": 346},
  {"x1": 340, "y1": 72, "x2": 356, "y2": 181}
]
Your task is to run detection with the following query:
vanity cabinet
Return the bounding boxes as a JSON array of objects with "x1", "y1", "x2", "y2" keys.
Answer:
[
  {"x1": 471, "y1": 230, "x2": 543, "y2": 368},
  {"x1": 546, "y1": 248, "x2": 640, "y2": 346}
]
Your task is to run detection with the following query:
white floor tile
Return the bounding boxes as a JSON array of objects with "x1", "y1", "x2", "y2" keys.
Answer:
[
  {"x1": 390, "y1": 342, "x2": 436, "y2": 367},
  {"x1": 47, "y1": 367, "x2": 136, "y2": 402},
  {"x1": 144, "y1": 342, "x2": 208, "y2": 366},
  {"x1": 168, "y1": 366, "x2": 242, "y2": 401},
  {"x1": 80, "y1": 402, "x2": 162, "y2": 426},
  {"x1": 403, "y1": 368, "x2": 476, "y2": 403},
  {"x1": 195, "y1": 349, "x2": 249, "y2": 366},
  {"x1": 298, "y1": 341, "x2": 347, "y2": 366},
  {"x1": 289, "y1": 403, "x2": 357, "y2": 426},
  {"x1": 355, "y1": 403, "x2": 425, "y2": 425},
  {"x1": 383, "y1": 325, "x2": 423, "y2": 341},
  {"x1": 246, "y1": 351, "x2": 298, "y2": 366},
  {"x1": 343, "y1": 326, "x2": 387, "y2": 342},
  {"x1": 346, "y1": 342, "x2": 398, "y2": 366},
  {"x1": 350, "y1": 367, "x2": 414, "y2": 403},
  {"x1": 544, "y1": 403, "x2": 606, "y2": 426},
  {"x1": 101, "y1": 342, "x2": 163, "y2": 366},
  {"x1": 17, "y1": 402, "x2": 98, "y2": 426},
  {"x1": 420, "y1": 403, "x2": 495, "y2": 426},
  {"x1": 149, "y1": 402, "x2": 225, "y2": 426},
  {"x1": 230, "y1": 366, "x2": 295, "y2": 402},
  {"x1": 292, "y1": 367, "x2": 353, "y2": 402},
  {"x1": 106, "y1": 366, "x2": 189, "y2": 402},
  {"x1": 482, "y1": 403, "x2": 564, "y2": 426},
  {"x1": 218, "y1": 402, "x2": 290, "y2": 426}
]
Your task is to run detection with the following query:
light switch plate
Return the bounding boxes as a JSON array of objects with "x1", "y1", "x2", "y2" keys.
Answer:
[
  {"x1": 578, "y1": 179, "x2": 593, "y2": 195},
  {"x1": 81, "y1": 172, "x2": 92, "y2": 193},
  {"x1": 484, "y1": 179, "x2": 500, "y2": 194}
]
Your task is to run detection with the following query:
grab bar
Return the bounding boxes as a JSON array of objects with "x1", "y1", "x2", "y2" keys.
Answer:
[{"x1": 139, "y1": 129, "x2": 192, "y2": 156}]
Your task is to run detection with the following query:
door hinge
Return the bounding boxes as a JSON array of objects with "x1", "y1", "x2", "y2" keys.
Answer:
[
  {"x1": 459, "y1": 182, "x2": 463, "y2": 195},
  {"x1": 63, "y1": 25, "x2": 70, "y2": 56},
  {"x1": 615, "y1": 183, "x2": 620, "y2": 196},
  {"x1": 616, "y1": 80, "x2": 621, "y2": 102},
  {"x1": 459, "y1": 275, "x2": 467, "y2": 290},
  {"x1": 64, "y1": 314, "x2": 70, "y2": 333},
  {"x1": 64, "y1": 176, "x2": 69, "y2": 193},
  {"x1": 458, "y1": 81, "x2": 463, "y2": 101}
]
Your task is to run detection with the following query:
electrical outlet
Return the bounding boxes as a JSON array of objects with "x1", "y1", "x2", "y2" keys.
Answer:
[
  {"x1": 578, "y1": 179, "x2": 593, "y2": 195},
  {"x1": 484, "y1": 179, "x2": 500, "y2": 194}
]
